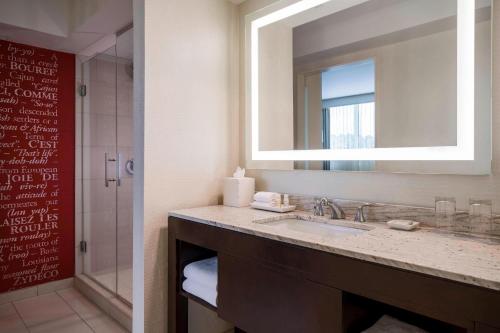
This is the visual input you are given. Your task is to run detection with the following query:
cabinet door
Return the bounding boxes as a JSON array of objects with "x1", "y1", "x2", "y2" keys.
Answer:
[{"x1": 218, "y1": 253, "x2": 342, "y2": 333}]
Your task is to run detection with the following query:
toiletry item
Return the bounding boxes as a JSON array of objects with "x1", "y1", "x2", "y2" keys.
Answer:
[
  {"x1": 283, "y1": 194, "x2": 289, "y2": 206},
  {"x1": 251, "y1": 201, "x2": 295, "y2": 213},
  {"x1": 387, "y1": 220, "x2": 420, "y2": 231},
  {"x1": 253, "y1": 192, "x2": 281, "y2": 206},
  {"x1": 223, "y1": 166, "x2": 255, "y2": 207}
]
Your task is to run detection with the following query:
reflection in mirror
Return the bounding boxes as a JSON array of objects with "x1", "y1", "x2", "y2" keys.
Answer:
[
  {"x1": 301, "y1": 59, "x2": 376, "y2": 171},
  {"x1": 255, "y1": 0, "x2": 492, "y2": 173}
]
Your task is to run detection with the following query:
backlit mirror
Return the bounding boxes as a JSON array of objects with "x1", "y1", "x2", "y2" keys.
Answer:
[{"x1": 246, "y1": 0, "x2": 491, "y2": 174}]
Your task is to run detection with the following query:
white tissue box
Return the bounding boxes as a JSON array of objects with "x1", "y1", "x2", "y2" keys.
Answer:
[{"x1": 223, "y1": 177, "x2": 255, "y2": 207}]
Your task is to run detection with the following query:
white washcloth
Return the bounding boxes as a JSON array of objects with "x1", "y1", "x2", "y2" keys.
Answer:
[
  {"x1": 253, "y1": 192, "x2": 281, "y2": 206},
  {"x1": 182, "y1": 278, "x2": 217, "y2": 307},
  {"x1": 183, "y1": 257, "x2": 218, "y2": 289},
  {"x1": 362, "y1": 316, "x2": 428, "y2": 333}
]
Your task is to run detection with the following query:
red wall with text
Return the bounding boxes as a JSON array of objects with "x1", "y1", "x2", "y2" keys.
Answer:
[{"x1": 0, "y1": 40, "x2": 75, "y2": 293}]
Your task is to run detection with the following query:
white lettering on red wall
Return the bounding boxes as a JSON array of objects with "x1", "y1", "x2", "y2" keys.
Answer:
[{"x1": 0, "y1": 40, "x2": 75, "y2": 292}]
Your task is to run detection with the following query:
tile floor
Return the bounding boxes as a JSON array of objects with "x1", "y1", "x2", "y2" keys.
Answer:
[
  {"x1": 90, "y1": 267, "x2": 132, "y2": 304},
  {"x1": 0, "y1": 288, "x2": 128, "y2": 333}
]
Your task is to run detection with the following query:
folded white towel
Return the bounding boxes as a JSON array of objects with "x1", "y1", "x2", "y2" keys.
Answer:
[
  {"x1": 251, "y1": 201, "x2": 281, "y2": 210},
  {"x1": 183, "y1": 257, "x2": 218, "y2": 289},
  {"x1": 182, "y1": 278, "x2": 217, "y2": 307},
  {"x1": 362, "y1": 315, "x2": 428, "y2": 333},
  {"x1": 253, "y1": 192, "x2": 281, "y2": 205}
]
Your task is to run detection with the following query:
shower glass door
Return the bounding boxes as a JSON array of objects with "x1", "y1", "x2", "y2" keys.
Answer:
[{"x1": 81, "y1": 34, "x2": 133, "y2": 305}]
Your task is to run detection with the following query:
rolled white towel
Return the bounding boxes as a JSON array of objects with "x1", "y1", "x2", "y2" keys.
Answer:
[
  {"x1": 362, "y1": 315, "x2": 428, "y2": 333},
  {"x1": 253, "y1": 192, "x2": 281, "y2": 206},
  {"x1": 182, "y1": 279, "x2": 217, "y2": 307},
  {"x1": 183, "y1": 257, "x2": 218, "y2": 289}
]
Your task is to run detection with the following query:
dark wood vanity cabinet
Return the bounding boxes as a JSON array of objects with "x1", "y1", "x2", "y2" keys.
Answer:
[
  {"x1": 168, "y1": 217, "x2": 500, "y2": 333},
  {"x1": 218, "y1": 253, "x2": 342, "y2": 333}
]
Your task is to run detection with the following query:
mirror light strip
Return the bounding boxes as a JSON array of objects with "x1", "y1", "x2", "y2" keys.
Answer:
[{"x1": 250, "y1": 0, "x2": 475, "y2": 161}]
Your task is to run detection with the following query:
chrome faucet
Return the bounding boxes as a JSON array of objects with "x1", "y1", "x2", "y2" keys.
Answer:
[
  {"x1": 320, "y1": 198, "x2": 345, "y2": 220},
  {"x1": 355, "y1": 203, "x2": 373, "y2": 222}
]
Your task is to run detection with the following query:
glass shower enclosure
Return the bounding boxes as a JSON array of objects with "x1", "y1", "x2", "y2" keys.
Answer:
[{"x1": 80, "y1": 30, "x2": 134, "y2": 304}]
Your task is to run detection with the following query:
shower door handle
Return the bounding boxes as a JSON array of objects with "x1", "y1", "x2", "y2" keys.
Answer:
[
  {"x1": 105, "y1": 152, "x2": 117, "y2": 187},
  {"x1": 116, "y1": 153, "x2": 122, "y2": 187}
]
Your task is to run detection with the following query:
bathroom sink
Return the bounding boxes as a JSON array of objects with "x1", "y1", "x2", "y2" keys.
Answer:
[{"x1": 254, "y1": 216, "x2": 369, "y2": 238}]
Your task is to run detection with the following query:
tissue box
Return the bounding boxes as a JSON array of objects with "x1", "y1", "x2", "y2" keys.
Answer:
[{"x1": 223, "y1": 177, "x2": 255, "y2": 207}]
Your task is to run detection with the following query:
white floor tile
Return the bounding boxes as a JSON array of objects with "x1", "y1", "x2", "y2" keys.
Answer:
[
  {"x1": 0, "y1": 287, "x2": 37, "y2": 305},
  {"x1": 85, "y1": 314, "x2": 128, "y2": 333},
  {"x1": 57, "y1": 288, "x2": 102, "y2": 320},
  {"x1": 13, "y1": 293, "x2": 74, "y2": 327},
  {"x1": 28, "y1": 314, "x2": 93, "y2": 333},
  {"x1": 6, "y1": 285, "x2": 128, "y2": 333},
  {"x1": 91, "y1": 267, "x2": 132, "y2": 303},
  {"x1": 0, "y1": 303, "x2": 28, "y2": 333}
]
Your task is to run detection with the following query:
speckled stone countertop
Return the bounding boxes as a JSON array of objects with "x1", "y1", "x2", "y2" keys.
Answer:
[{"x1": 169, "y1": 205, "x2": 500, "y2": 291}]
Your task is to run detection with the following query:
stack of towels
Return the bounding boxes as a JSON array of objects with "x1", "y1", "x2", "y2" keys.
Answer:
[
  {"x1": 182, "y1": 257, "x2": 218, "y2": 307},
  {"x1": 362, "y1": 316, "x2": 428, "y2": 333},
  {"x1": 251, "y1": 191, "x2": 282, "y2": 209}
]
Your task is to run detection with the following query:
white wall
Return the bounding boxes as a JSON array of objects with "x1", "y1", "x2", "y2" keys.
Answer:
[
  {"x1": 240, "y1": 0, "x2": 500, "y2": 214},
  {"x1": 142, "y1": 0, "x2": 238, "y2": 332}
]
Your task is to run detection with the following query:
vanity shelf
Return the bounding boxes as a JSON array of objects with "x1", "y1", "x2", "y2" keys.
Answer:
[{"x1": 343, "y1": 293, "x2": 467, "y2": 333}]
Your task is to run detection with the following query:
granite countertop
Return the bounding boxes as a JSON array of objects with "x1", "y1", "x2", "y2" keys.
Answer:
[{"x1": 169, "y1": 205, "x2": 500, "y2": 291}]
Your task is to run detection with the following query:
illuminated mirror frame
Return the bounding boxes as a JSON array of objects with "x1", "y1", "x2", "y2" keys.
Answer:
[{"x1": 249, "y1": 0, "x2": 475, "y2": 161}]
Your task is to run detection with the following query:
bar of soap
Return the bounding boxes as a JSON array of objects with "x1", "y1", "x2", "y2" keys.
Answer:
[{"x1": 387, "y1": 220, "x2": 420, "y2": 231}]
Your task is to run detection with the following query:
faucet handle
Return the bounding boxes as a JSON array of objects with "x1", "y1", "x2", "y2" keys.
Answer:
[
  {"x1": 313, "y1": 198, "x2": 324, "y2": 216},
  {"x1": 355, "y1": 203, "x2": 373, "y2": 222}
]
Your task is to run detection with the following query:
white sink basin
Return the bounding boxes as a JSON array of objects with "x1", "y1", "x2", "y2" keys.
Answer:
[{"x1": 254, "y1": 216, "x2": 369, "y2": 238}]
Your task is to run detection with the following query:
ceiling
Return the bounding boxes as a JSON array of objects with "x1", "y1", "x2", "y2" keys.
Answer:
[{"x1": 0, "y1": 0, "x2": 132, "y2": 55}]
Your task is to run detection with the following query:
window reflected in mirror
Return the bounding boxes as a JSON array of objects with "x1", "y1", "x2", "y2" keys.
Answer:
[{"x1": 322, "y1": 60, "x2": 375, "y2": 171}]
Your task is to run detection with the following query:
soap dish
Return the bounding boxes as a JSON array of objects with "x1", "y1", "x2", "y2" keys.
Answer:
[
  {"x1": 250, "y1": 202, "x2": 295, "y2": 213},
  {"x1": 387, "y1": 220, "x2": 420, "y2": 231}
]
